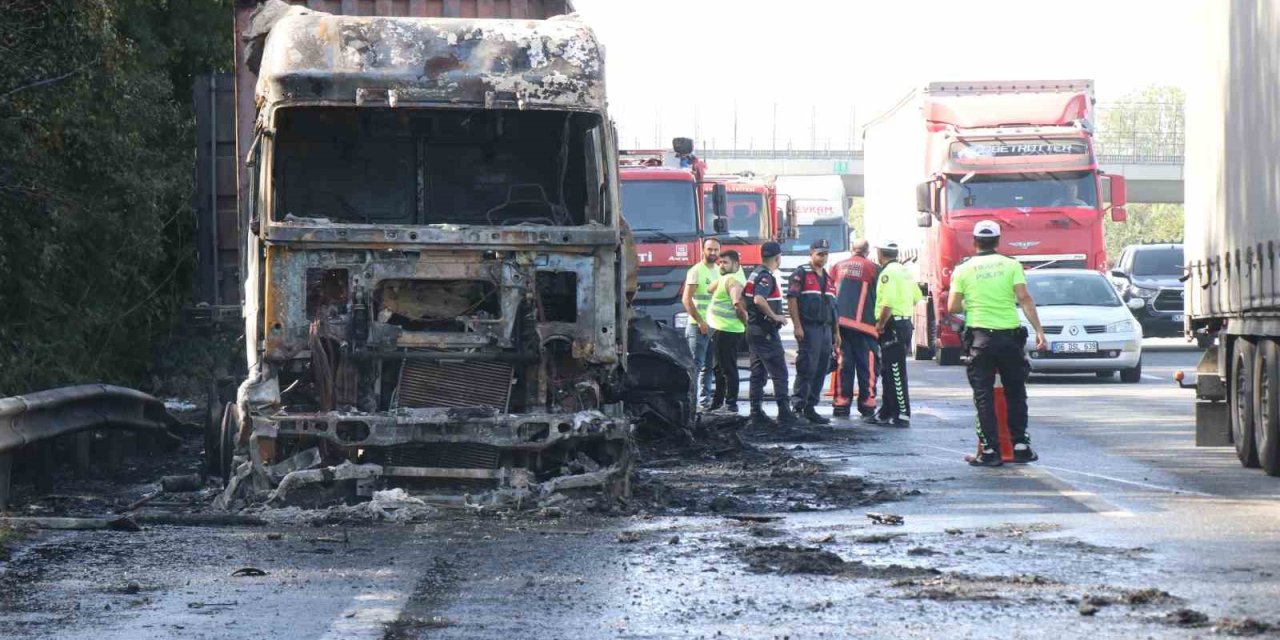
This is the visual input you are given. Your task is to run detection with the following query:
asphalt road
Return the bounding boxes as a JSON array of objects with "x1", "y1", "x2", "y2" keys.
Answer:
[{"x1": 5, "y1": 339, "x2": 1280, "y2": 639}]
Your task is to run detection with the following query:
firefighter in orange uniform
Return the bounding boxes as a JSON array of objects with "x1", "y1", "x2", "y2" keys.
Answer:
[{"x1": 829, "y1": 238, "x2": 880, "y2": 421}]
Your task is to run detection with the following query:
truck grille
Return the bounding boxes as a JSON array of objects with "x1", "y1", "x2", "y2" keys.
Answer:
[
  {"x1": 384, "y1": 443, "x2": 501, "y2": 469},
  {"x1": 1153, "y1": 289, "x2": 1183, "y2": 312},
  {"x1": 395, "y1": 360, "x2": 513, "y2": 411}
]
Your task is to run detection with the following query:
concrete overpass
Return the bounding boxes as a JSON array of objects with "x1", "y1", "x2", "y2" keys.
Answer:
[{"x1": 699, "y1": 150, "x2": 1185, "y2": 204}]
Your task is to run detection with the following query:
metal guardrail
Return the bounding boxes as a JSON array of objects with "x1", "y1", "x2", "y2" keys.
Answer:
[{"x1": 0, "y1": 384, "x2": 178, "y2": 508}]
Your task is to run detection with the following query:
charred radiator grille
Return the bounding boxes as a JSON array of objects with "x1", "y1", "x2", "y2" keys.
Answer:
[
  {"x1": 395, "y1": 360, "x2": 513, "y2": 411},
  {"x1": 383, "y1": 443, "x2": 501, "y2": 469}
]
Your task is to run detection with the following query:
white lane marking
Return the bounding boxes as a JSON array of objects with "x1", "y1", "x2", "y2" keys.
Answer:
[
  {"x1": 321, "y1": 586, "x2": 412, "y2": 640},
  {"x1": 919, "y1": 445, "x2": 1133, "y2": 516},
  {"x1": 923, "y1": 444, "x2": 1216, "y2": 499}
]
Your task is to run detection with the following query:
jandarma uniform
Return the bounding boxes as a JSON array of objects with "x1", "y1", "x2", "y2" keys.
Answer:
[
  {"x1": 744, "y1": 250, "x2": 790, "y2": 418},
  {"x1": 788, "y1": 247, "x2": 838, "y2": 414}
]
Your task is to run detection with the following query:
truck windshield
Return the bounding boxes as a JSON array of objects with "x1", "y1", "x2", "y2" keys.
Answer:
[
  {"x1": 1132, "y1": 247, "x2": 1184, "y2": 277},
  {"x1": 704, "y1": 192, "x2": 767, "y2": 240},
  {"x1": 785, "y1": 222, "x2": 849, "y2": 254},
  {"x1": 271, "y1": 108, "x2": 605, "y2": 226},
  {"x1": 946, "y1": 170, "x2": 1098, "y2": 211},
  {"x1": 620, "y1": 181, "x2": 697, "y2": 237},
  {"x1": 1025, "y1": 272, "x2": 1121, "y2": 307}
]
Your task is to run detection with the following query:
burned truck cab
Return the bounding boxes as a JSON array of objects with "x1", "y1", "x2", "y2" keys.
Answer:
[{"x1": 219, "y1": 10, "x2": 635, "y2": 500}]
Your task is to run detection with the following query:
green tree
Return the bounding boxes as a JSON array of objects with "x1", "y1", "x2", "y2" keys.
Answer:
[
  {"x1": 1097, "y1": 85, "x2": 1185, "y2": 261},
  {"x1": 0, "y1": 0, "x2": 231, "y2": 395}
]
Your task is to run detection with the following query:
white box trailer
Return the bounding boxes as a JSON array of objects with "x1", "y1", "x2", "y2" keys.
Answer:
[
  {"x1": 1184, "y1": 0, "x2": 1280, "y2": 474},
  {"x1": 860, "y1": 92, "x2": 928, "y2": 278}
]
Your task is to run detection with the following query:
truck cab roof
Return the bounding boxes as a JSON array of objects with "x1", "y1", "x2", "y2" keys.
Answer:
[{"x1": 256, "y1": 13, "x2": 604, "y2": 112}]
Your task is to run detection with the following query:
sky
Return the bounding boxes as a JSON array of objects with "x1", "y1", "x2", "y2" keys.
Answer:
[{"x1": 571, "y1": 0, "x2": 1199, "y2": 151}]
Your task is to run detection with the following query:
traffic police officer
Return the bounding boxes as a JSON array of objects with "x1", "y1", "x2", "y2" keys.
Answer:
[
  {"x1": 947, "y1": 220, "x2": 1048, "y2": 467},
  {"x1": 787, "y1": 239, "x2": 839, "y2": 425},
  {"x1": 874, "y1": 241, "x2": 922, "y2": 427},
  {"x1": 745, "y1": 242, "x2": 800, "y2": 427}
]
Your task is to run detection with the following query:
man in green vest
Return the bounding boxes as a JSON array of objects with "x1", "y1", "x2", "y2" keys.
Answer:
[
  {"x1": 948, "y1": 220, "x2": 1048, "y2": 467},
  {"x1": 707, "y1": 250, "x2": 748, "y2": 413},
  {"x1": 682, "y1": 237, "x2": 721, "y2": 408},
  {"x1": 873, "y1": 241, "x2": 922, "y2": 427}
]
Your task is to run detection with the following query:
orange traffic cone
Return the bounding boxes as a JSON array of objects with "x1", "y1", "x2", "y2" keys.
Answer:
[{"x1": 993, "y1": 384, "x2": 1015, "y2": 462}]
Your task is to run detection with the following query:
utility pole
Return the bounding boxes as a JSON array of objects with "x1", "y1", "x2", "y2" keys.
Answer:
[
  {"x1": 772, "y1": 102, "x2": 778, "y2": 152},
  {"x1": 732, "y1": 101, "x2": 739, "y2": 151},
  {"x1": 810, "y1": 104, "x2": 817, "y2": 151}
]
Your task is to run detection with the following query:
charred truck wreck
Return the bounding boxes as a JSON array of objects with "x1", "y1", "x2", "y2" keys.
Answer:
[{"x1": 212, "y1": 3, "x2": 693, "y2": 507}]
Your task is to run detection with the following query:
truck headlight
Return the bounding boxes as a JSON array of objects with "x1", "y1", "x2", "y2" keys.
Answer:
[
  {"x1": 1107, "y1": 319, "x2": 1134, "y2": 333},
  {"x1": 1128, "y1": 285, "x2": 1158, "y2": 299},
  {"x1": 674, "y1": 312, "x2": 689, "y2": 330}
]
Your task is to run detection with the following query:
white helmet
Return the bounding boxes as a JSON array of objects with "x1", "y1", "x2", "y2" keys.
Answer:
[{"x1": 973, "y1": 220, "x2": 1001, "y2": 238}]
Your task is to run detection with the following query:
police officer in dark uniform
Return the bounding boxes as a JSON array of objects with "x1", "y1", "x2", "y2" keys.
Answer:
[
  {"x1": 787, "y1": 239, "x2": 839, "y2": 425},
  {"x1": 745, "y1": 242, "x2": 800, "y2": 427}
]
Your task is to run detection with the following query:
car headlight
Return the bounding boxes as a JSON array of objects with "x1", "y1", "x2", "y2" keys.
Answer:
[
  {"x1": 1128, "y1": 285, "x2": 1158, "y2": 299},
  {"x1": 1107, "y1": 319, "x2": 1134, "y2": 333},
  {"x1": 674, "y1": 312, "x2": 689, "y2": 330}
]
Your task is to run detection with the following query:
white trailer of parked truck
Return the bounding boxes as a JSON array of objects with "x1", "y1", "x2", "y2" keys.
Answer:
[{"x1": 1183, "y1": 0, "x2": 1280, "y2": 476}]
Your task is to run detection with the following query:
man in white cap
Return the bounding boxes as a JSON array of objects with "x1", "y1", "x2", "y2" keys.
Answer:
[
  {"x1": 948, "y1": 220, "x2": 1048, "y2": 467},
  {"x1": 872, "y1": 240, "x2": 921, "y2": 427}
]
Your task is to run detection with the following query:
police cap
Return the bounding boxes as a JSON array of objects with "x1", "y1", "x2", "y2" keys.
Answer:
[{"x1": 761, "y1": 241, "x2": 782, "y2": 258}]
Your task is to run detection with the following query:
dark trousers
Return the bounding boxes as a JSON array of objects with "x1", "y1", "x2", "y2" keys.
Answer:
[
  {"x1": 791, "y1": 321, "x2": 833, "y2": 409},
  {"x1": 836, "y1": 327, "x2": 879, "y2": 416},
  {"x1": 965, "y1": 328, "x2": 1031, "y2": 450},
  {"x1": 878, "y1": 319, "x2": 913, "y2": 420},
  {"x1": 747, "y1": 324, "x2": 789, "y2": 409},
  {"x1": 711, "y1": 329, "x2": 744, "y2": 406}
]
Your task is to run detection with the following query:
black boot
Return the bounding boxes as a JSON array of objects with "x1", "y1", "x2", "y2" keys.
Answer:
[
  {"x1": 776, "y1": 403, "x2": 801, "y2": 427},
  {"x1": 832, "y1": 405, "x2": 851, "y2": 418},
  {"x1": 803, "y1": 405, "x2": 831, "y2": 425},
  {"x1": 749, "y1": 405, "x2": 777, "y2": 428}
]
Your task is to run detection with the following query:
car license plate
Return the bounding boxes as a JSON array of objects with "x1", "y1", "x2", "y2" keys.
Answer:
[
  {"x1": 1173, "y1": 314, "x2": 1184, "y2": 322},
  {"x1": 1052, "y1": 341, "x2": 1098, "y2": 354}
]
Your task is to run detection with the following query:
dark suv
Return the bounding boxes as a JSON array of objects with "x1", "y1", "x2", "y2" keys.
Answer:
[{"x1": 1110, "y1": 244, "x2": 1184, "y2": 338}]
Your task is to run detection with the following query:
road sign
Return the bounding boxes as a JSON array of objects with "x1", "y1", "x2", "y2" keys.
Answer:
[{"x1": 832, "y1": 160, "x2": 849, "y2": 173}]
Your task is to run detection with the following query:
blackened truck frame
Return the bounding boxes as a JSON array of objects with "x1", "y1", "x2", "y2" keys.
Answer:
[{"x1": 213, "y1": 3, "x2": 651, "y2": 501}]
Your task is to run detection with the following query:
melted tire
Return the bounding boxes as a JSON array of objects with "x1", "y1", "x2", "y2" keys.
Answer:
[
  {"x1": 1254, "y1": 338, "x2": 1280, "y2": 476},
  {"x1": 1231, "y1": 338, "x2": 1261, "y2": 468}
]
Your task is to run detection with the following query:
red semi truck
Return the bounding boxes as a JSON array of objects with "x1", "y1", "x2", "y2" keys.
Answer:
[
  {"x1": 701, "y1": 173, "x2": 786, "y2": 270},
  {"x1": 862, "y1": 80, "x2": 1129, "y2": 365},
  {"x1": 618, "y1": 141, "x2": 724, "y2": 328}
]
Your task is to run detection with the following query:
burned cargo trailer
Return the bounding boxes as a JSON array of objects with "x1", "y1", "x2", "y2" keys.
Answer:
[{"x1": 210, "y1": 3, "x2": 687, "y2": 503}]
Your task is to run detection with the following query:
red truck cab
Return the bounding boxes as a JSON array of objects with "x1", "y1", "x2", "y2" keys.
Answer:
[
  {"x1": 619, "y1": 141, "x2": 725, "y2": 328},
  {"x1": 865, "y1": 81, "x2": 1128, "y2": 365},
  {"x1": 700, "y1": 173, "x2": 783, "y2": 269}
]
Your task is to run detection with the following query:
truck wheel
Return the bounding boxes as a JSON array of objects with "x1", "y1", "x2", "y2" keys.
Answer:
[
  {"x1": 1231, "y1": 338, "x2": 1261, "y2": 468},
  {"x1": 1120, "y1": 363, "x2": 1142, "y2": 384},
  {"x1": 937, "y1": 347, "x2": 962, "y2": 366},
  {"x1": 1253, "y1": 338, "x2": 1280, "y2": 476},
  {"x1": 914, "y1": 344, "x2": 934, "y2": 361},
  {"x1": 1197, "y1": 333, "x2": 1215, "y2": 349}
]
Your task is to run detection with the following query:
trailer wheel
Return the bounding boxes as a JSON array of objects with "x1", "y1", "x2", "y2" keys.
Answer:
[
  {"x1": 1253, "y1": 338, "x2": 1280, "y2": 476},
  {"x1": 1231, "y1": 338, "x2": 1261, "y2": 468}
]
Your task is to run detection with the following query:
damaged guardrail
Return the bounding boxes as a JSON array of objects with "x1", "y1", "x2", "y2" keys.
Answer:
[{"x1": 0, "y1": 384, "x2": 179, "y2": 509}]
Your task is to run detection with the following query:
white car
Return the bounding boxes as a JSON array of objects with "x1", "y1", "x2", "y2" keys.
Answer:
[{"x1": 1018, "y1": 269, "x2": 1145, "y2": 382}]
